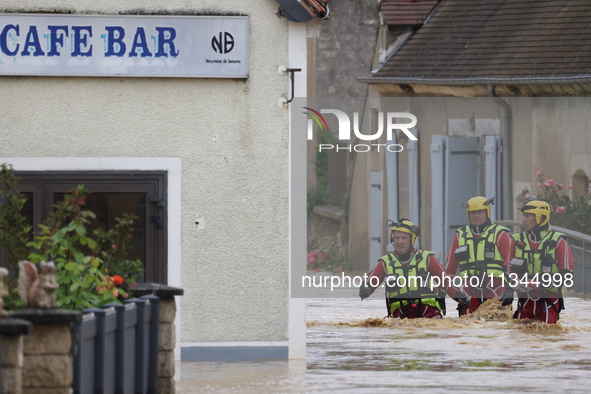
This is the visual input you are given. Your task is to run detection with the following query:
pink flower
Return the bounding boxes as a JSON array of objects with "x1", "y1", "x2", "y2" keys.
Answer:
[
  {"x1": 557, "y1": 183, "x2": 563, "y2": 191},
  {"x1": 535, "y1": 170, "x2": 542, "y2": 178},
  {"x1": 543, "y1": 179, "x2": 555, "y2": 188},
  {"x1": 556, "y1": 206, "x2": 566, "y2": 214},
  {"x1": 111, "y1": 243, "x2": 117, "y2": 249},
  {"x1": 567, "y1": 185, "x2": 573, "y2": 191},
  {"x1": 536, "y1": 183, "x2": 543, "y2": 188},
  {"x1": 318, "y1": 252, "x2": 326, "y2": 259}
]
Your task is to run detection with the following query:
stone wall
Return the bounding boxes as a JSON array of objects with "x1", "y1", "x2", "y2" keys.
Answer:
[
  {"x1": 157, "y1": 297, "x2": 177, "y2": 393},
  {"x1": 22, "y1": 324, "x2": 73, "y2": 393},
  {"x1": 133, "y1": 283, "x2": 183, "y2": 394},
  {"x1": 314, "y1": 0, "x2": 380, "y2": 98},
  {"x1": 7, "y1": 310, "x2": 80, "y2": 394},
  {"x1": 0, "y1": 319, "x2": 31, "y2": 394}
]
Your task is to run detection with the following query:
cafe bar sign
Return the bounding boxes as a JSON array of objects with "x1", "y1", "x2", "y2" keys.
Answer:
[{"x1": 0, "y1": 14, "x2": 249, "y2": 78}]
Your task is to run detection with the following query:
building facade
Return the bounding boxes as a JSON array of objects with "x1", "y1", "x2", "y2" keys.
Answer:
[{"x1": 0, "y1": 0, "x2": 308, "y2": 361}]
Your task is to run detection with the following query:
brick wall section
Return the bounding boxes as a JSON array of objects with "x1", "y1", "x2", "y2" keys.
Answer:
[
  {"x1": 0, "y1": 319, "x2": 31, "y2": 394},
  {"x1": 158, "y1": 297, "x2": 177, "y2": 393},
  {"x1": 133, "y1": 283, "x2": 183, "y2": 394},
  {"x1": 1, "y1": 336, "x2": 24, "y2": 394},
  {"x1": 22, "y1": 325, "x2": 72, "y2": 393},
  {"x1": 9, "y1": 309, "x2": 81, "y2": 394}
]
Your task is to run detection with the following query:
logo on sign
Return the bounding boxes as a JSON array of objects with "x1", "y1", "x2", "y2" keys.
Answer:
[{"x1": 211, "y1": 32, "x2": 235, "y2": 54}]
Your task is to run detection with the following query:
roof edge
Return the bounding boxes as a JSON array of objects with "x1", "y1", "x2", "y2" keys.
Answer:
[{"x1": 358, "y1": 75, "x2": 591, "y2": 86}]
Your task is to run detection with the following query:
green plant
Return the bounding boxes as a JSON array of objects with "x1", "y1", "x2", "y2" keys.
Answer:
[
  {"x1": 532, "y1": 170, "x2": 591, "y2": 235},
  {"x1": 3, "y1": 287, "x2": 24, "y2": 310},
  {"x1": 307, "y1": 237, "x2": 349, "y2": 272},
  {"x1": 94, "y1": 214, "x2": 143, "y2": 295},
  {"x1": 27, "y1": 186, "x2": 111, "y2": 308},
  {"x1": 0, "y1": 164, "x2": 144, "y2": 310},
  {"x1": 0, "y1": 164, "x2": 31, "y2": 273},
  {"x1": 307, "y1": 129, "x2": 333, "y2": 215},
  {"x1": 26, "y1": 185, "x2": 142, "y2": 310}
]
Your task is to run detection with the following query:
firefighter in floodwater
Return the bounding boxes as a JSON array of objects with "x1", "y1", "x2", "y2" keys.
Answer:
[
  {"x1": 359, "y1": 219, "x2": 469, "y2": 319},
  {"x1": 445, "y1": 196, "x2": 513, "y2": 316},
  {"x1": 509, "y1": 199, "x2": 574, "y2": 323}
]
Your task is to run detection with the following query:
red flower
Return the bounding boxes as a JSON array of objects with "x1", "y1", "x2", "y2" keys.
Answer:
[
  {"x1": 555, "y1": 206, "x2": 566, "y2": 214},
  {"x1": 112, "y1": 275, "x2": 124, "y2": 285}
]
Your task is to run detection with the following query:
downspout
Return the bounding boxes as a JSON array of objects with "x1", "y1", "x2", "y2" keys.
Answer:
[{"x1": 487, "y1": 85, "x2": 512, "y2": 220}]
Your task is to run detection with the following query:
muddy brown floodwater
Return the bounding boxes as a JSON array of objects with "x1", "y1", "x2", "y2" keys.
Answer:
[{"x1": 178, "y1": 296, "x2": 591, "y2": 393}]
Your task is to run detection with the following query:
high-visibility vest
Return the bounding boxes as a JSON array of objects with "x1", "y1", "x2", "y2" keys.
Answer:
[
  {"x1": 455, "y1": 224, "x2": 508, "y2": 279},
  {"x1": 512, "y1": 230, "x2": 565, "y2": 296},
  {"x1": 381, "y1": 250, "x2": 441, "y2": 315}
]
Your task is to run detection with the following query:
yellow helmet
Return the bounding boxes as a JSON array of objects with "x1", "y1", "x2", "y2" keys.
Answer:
[
  {"x1": 388, "y1": 218, "x2": 419, "y2": 246},
  {"x1": 462, "y1": 196, "x2": 494, "y2": 219},
  {"x1": 520, "y1": 199, "x2": 551, "y2": 227}
]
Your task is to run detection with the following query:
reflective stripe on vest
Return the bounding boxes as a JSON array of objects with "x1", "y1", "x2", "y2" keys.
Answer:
[
  {"x1": 456, "y1": 224, "x2": 508, "y2": 279},
  {"x1": 512, "y1": 230, "x2": 564, "y2": 296},
  {"x1": 381, "y1": 250, "x2": 440, "y2": 313}
]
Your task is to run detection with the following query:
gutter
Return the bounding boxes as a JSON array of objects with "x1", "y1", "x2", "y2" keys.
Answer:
[
  {"x1": 358, "y1": 75, "x2": 591, "y2": 86},
  {"x1": 487, "y1": 85, "x2": 512, "y2": 220}
]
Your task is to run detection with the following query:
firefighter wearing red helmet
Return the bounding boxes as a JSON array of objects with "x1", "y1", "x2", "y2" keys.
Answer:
[
  {"x1": 359, "y1": 219, "x2": 469, "y2": 319},
  {"x1": 510, "y1": 199, "x2": 574, "y2": 323},
  {"x1": 445, "y1": 196, "x2": 513, "y2": 316}
]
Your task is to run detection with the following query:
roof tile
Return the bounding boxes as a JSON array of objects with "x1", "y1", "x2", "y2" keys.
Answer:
[
  {"x1": 381, "y1": 0, "x2": 441, "y2": 26},
  {"x1": 374, "y1": 0, "x2": 591, "y2": 82}
]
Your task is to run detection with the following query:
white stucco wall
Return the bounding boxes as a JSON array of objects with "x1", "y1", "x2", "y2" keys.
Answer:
[{"x1": 0, "y1": 0, "x2": 296, "y2": 353}]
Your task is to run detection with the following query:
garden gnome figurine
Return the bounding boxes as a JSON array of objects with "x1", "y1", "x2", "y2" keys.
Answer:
[
  {"x1": 18, "y1": 260, "x2": 59, "y2": 308},
  {"x1": 0, "y1": 267, "x2": 9, "y2": 315}
]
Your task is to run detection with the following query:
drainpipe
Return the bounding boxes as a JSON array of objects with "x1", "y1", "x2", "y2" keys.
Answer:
[{"x1": 488, "y1": 85, "x2": 513, "y2": 220}]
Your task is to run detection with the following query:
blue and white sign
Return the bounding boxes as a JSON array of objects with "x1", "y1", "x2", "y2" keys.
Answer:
[{"x1": 0, "y1": 14, "x2": 249, "y2": 78}]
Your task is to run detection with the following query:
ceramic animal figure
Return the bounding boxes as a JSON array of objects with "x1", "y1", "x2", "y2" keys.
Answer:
[{"x1": 18, "y1": 260, "x2": 59, "y2": 308}]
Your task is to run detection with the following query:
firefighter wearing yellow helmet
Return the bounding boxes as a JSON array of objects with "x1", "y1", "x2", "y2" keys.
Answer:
[
  {"x1": 359, "y1": 218, "x2": 469, "y2": 319},
  {"x1": 510, "y1": 199, "x2": 574, "y2": 323},
  {"x1": 445, "y1": 196, "x2": 513, "y2": 316}
]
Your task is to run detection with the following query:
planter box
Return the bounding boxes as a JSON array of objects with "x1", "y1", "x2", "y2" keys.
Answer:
[
  {"x1": 4, "y1": 283, "x2": 182, "y2": 394},
  {"x1": 73, "y1": 295, "x2": 160, "y2": 394}
]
